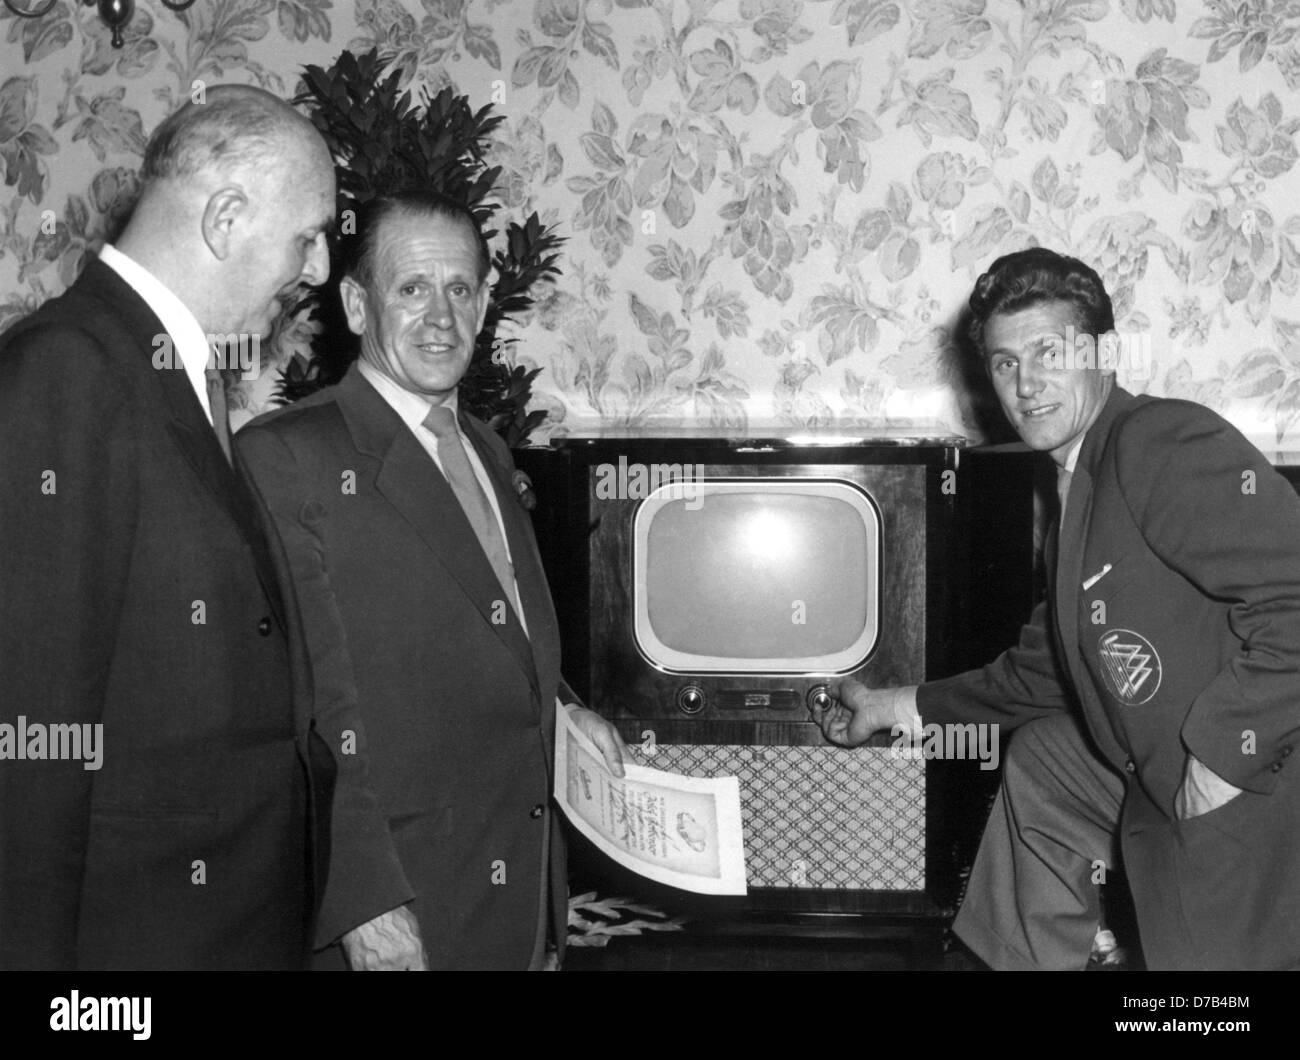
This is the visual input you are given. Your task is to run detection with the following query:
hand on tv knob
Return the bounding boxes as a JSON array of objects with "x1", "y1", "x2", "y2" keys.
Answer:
[{"x1": 813, "y1": 678, "x2": 893, "y2": 748}]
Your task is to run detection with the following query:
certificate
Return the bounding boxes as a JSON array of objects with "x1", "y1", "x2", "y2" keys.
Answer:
[{"x1": 555, "y1": 709, "x2": 747, "y2": 895}]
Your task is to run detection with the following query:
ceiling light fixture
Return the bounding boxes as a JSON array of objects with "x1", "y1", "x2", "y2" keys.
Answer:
[{"x1": 3, "y1": 0, "x2": 196, "y2": 49}]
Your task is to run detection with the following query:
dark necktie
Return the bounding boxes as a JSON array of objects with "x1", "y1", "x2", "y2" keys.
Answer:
[
  {"x1": 1056, "y1": 466, "x2": 1073, "y2": 526},
  {"x1": 421, "y1": 405, "x2": 520, "y2": 620},
  {"x1": 205, "y1": 367, "x2": 232, "y2": 465}
]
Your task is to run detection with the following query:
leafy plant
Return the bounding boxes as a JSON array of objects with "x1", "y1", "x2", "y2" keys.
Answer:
[
  {"x1": 275, "y1": 47, "x2": 563, "y2": 447},
  {"x1": 565, "y1": 892, "x2": 687, "y2": 948}
]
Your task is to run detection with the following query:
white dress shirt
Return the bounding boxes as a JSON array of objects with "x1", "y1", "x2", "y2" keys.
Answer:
[
  {"x1": 99, "y1": 244, "x2": 214, "y2": 424},
  {"x1": 1061, "y1": 436, "x2": 1084, "y2": 476}
]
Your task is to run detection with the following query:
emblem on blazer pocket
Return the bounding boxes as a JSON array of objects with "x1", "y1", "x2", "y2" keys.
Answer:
[{"x1": 1097, "y1": 628, "x2": 1162, "y2": 705}]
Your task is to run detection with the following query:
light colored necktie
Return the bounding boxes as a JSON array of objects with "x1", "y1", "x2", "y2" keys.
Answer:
[
  {"x1": 205, "y1": 367, "x2": 232, "y2": 465},
  {"x1": 1056, "y1": 466, "x2": 1073, "y2": 525},
  {"x1": 422, "y1": 405, "x2": 520, "y2": 619}
]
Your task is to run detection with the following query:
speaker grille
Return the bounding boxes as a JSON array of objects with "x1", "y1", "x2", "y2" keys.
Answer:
[{"x1": 630, "y1": 744, "x2": 925, "y2": 891}]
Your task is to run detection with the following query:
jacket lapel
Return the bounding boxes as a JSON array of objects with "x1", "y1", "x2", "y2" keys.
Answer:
[
  {"x1": 462, "y1": 415, "x2": 559, "y2": 699},
  {"x1": 1052, "y1": 385, "x2": 1147, "y2": 763},
  {"x1": 336, "y1": 370, "x2": 541, "y2": 698},
  {"x1": 1053, "y1": 385, "x2": 1143, "y2": 662},
  {"x1": 1053, "y1": 462, "x2": 1092, "y2": 682},
  {"x1": 79, "y1": 260, "x2": 288, "y2": 627}
]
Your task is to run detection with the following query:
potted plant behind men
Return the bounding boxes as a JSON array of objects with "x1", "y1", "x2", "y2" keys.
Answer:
[{"x1": 276, "y1": 47, "x2": 563, "y2": 448}]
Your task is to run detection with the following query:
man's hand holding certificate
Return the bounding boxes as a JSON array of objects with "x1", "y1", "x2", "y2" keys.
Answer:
[{"x1": 555, "y1": 709, "x2": 747, "y2": 895}]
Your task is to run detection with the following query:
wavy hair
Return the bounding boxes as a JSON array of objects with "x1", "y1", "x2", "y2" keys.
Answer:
[{"x1": 968, "y1": 247, "x2": 1115, "y2": 355}]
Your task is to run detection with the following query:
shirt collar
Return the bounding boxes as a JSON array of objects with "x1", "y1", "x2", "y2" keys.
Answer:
[
  {"x1": 1062, "y1": 435, "x2": 1085, "y2": 475},
  {"x1": 99, "y1": 243, "x2": 214, "y2": 422},
  {"x1": 356, "y1": 357, "x2": 460, "y2": 432}
]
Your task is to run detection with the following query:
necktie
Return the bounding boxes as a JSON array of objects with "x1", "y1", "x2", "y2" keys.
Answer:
[
  {"x1": 422, "y1": 405, "x2": 521, "y2": 621},
  {"x1": 206, "y1": 367, "x2": 232, "y2": 465},
  {"x1": 1056, "y1": 466, "x2": 1073, "y2": 525}
]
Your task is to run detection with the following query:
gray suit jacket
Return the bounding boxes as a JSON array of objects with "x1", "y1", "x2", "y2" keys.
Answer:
[{"x1": 237, "y1": 367, "x2": 570, "y2": 969}]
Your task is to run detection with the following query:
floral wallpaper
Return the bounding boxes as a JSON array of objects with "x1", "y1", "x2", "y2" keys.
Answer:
[{"x1": 3, "y1": 0, "x2": 1300, "y2": 449}]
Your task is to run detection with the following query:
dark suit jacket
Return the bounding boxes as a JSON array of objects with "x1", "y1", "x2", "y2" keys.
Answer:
[
  {"x1": 236, "y1": 367, "x2": 569, "y2": 970},
  {"x1": 0, "y1": 259, "x2": 333, "y2": 970},
  {"x1": 920, "y1": 385, "x2": 1300, "y2": 968}
]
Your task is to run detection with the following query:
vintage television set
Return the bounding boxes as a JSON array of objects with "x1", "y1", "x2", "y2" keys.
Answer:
[{"x1": 516, "y1": 431, "x2": 1041, "y2": 930}]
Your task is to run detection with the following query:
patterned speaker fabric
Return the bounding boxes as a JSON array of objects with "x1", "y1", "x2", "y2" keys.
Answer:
[{"x1": 630, "y1": 744, "x2": 925, "y2": 891}]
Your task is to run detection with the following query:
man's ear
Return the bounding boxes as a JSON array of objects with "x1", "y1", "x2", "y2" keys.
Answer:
[
  {"x1": 473, "y1": 279, "x2": 491, "y2": 335},
  {"x1": 201, "y1": 186, "x2": 249, "y2": 261},
  {"x1": 339, "y1": 276, "x2": 368, "y2": 337}
]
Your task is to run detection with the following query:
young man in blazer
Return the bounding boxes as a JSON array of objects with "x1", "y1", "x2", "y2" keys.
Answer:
[
  {"x1": 0, "y1": 86, "x2": 338, "y2": 969},
  {"x1": 237, "y1": 191, "x2": 627, "y2": 970},
  {"x1": 815, "y1": 248, "x2": 1300, "y2": 970}
]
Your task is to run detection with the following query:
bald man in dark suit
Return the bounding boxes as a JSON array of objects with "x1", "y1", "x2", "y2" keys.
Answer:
[{"x1": 0, "y1": 86, "x2": 337, "y2": 969}]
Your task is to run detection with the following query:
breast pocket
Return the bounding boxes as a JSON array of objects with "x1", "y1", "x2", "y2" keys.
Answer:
[
  {"x1": 1077, "y1": 558, "x2": 1166, "y2": 708},
  {"x1": 1078, "y1": 556, "x2": 1142, "y2": 614}
]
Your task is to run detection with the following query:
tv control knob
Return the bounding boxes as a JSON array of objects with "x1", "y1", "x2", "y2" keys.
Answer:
[
  {"x1": 677, "y1": 686, "x2": 706, "y2": 715},
  {"x1": 807, "y1": 685, "x2": 834, "y2": 714}
]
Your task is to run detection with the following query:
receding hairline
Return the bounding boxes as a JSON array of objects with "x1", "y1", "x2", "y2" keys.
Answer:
[
  {"x1": 141, "y1": 84, "x2": 328, "y2": 186},
  {"x1": 347, "y1": 199, "x2": 491, "y2": 287}
]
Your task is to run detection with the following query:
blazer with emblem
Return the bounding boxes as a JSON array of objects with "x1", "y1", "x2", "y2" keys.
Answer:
[
  {"x1": 0, "y1": 260, "x2": 334, "y2": 970},
  {"x1": 235, "y1": 367, "x2": 569, "y2": 970},
  {"x1": 919, "y1": 385, "x2": 1300, "y2": 969}
]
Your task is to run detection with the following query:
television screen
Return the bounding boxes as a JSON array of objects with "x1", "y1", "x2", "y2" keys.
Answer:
[{"x1": 632, "y1": 479, "x2": 880, "y2": 674}]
